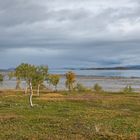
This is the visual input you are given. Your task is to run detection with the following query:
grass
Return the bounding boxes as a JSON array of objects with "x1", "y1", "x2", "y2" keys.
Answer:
[{"x1": 0, "y1": 90, "x2": 140, "y2": 140}]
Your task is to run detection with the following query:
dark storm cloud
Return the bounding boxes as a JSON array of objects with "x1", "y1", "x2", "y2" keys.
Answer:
[{"x1": 0, "y1": 0, "x2": 140, "y2": 68}]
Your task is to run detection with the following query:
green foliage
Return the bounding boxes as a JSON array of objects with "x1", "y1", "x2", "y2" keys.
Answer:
[
  {"x1": 0, "y1": 73, "x2": 3, "y2": 84},
  {"x1": 32, "y1": 66, "x2": 48, "y2": 87},
  {"x1": 15, "y1": 63, "x2": 37, "y2": 82},
  {"x1": 65, "y1": 71, "x2": 76, "y2": 91},
  {"x1": 48, "y1": 74, "x2": 60, "y2": 91},
  {"x1": 123, "y1": 85, "x2": 133, "y2": 94},
  {"x1": 37, "y1": 65, "x2": 48, "y2": 78},
  {"x1": 15, "y1": 64, "x2": 49, "y2": 96},
  {"x1": 15, "y1": 64, "x2": 48, "y2": 86},
  {"x1": 93, "y1": 83, "x2": 103, "y2": 93}
]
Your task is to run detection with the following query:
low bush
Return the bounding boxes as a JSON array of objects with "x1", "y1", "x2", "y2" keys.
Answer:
[
  {"x1": 75, "y1": 83, "x2": 89, "y2": 92},
  {"x1": 0, "y1": 73, "x2": 3, "y2": 84},
  {"x1": 93, "y1": 83, "x2": 103, "y2": 93},
  {"x1": 123, "y1": 85, "x2": 133, "y2": 94}
]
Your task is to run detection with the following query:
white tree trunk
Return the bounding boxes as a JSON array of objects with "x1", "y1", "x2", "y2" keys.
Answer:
[
  {"x1": 37, "y1": 84, "x2": 40, "y2": 96},
  {"x1": 29, "y1": 82, "x2": 33, "y2": 107}
]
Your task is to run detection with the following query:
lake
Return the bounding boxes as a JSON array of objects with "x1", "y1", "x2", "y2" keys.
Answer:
[
  {"x1": 50, "y1": 69, "x2": 140, "y2": 77},
  {"x1": 1, "y1": 69, "x2": 140, "y2": 91}
]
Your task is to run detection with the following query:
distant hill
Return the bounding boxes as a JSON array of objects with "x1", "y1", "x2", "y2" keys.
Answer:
[
  {"x1": 63, "y1": 65, "x2": 140, "y2": 70},
  {"x1": 0, "y1": 68, "x2": 15, "y2": 72},
  {"x1": 1, "y1": 65, "x2": 140, "y2": 72}
]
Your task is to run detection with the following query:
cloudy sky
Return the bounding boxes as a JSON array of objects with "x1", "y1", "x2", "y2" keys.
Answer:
[{"x1": 0, "y1": 0, "x2": 140, "y2": 68}]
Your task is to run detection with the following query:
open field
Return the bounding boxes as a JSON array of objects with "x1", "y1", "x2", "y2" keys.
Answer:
[{"x1": 0, "y1": 90, "x2": 140, "y2": 140}]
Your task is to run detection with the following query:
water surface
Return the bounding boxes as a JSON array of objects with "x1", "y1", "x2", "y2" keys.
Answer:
[
  {"x1": 50, "y1": 69, "x2": 140, "y2": 77},
  {"x1": 1, "y1": 69, "x2": 140, "y2": 91}
]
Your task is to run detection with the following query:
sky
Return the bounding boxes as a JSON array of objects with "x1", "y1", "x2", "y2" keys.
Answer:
[{"x1": 0, "y1": 0, "x2": 140, "y2": 68}]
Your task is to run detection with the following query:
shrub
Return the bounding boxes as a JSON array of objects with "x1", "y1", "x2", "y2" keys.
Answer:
[
  {"x1": 93, "y1": 83, "x2": 103, "y2": 93},
  {"x1": 75, "y1": 83, "x2": 88, "y2": 92},
  {"x1": 123, "y1": 85, "x2": 133, "y2": 94},
  {"x1": 0, "y1": 73, "x2": 3, "y2": 84},
  {"x1": 48, "y1": 74, "x2": 60, "y2": 91}
]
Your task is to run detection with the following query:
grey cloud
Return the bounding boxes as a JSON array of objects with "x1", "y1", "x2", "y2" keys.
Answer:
[
  {"x1": 0, "y1": 1, "x2": 47, "y2": 27},
  {"x1": 0, "y1": 0, "x2": 140, "y2": 68}
]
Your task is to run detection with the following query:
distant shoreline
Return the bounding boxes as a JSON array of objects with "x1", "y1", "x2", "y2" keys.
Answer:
[
  {"x1": 63, "y1": 67, "x2": 140, "y2": 70},
  {"x1": 59, "y1": 74, "x2": 140, "y2": 79},
  {"x1": 2, "y1": 65, "x2": 140, "y2": 72},
  {"x1": 1, "y1": 67, "x2": 140, "y2": 79}
]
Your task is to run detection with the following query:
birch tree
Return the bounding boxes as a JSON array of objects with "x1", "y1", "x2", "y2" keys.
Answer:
[
  {"x1": 16, "y1": 63, "x2": 36, "y2": 107},
  {"x1": 32, "y1": 66, "x2": 48, "y2": 96},
  {"x1": 48, "y1": 74, "x2": 60, "y2": 91}
]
